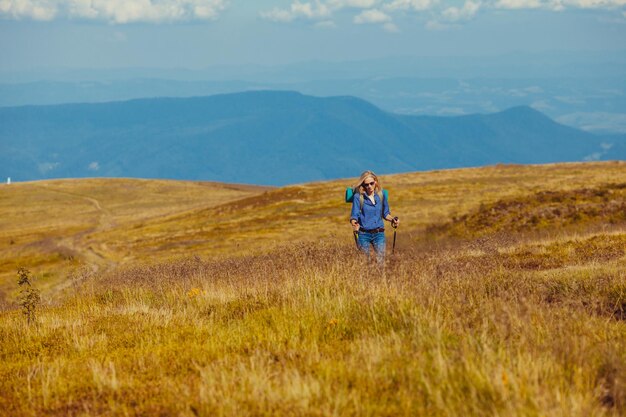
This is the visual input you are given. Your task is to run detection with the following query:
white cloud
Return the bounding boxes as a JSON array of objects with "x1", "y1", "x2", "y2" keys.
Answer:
[
  {"x1": 286, "y1": 0, "x2": 330, "y2": 19},
  {"x1": 0, "y1": 0, "x2": 57, "y2": 20},
  {"x1": 384, "y1": 0, "x2": 438, "y2": 11},
  {"x1": 261, "y1": 0, "x2": 332, "y2": 22},
  {"x1": 3, "y1": 0, "x2": 626, "y2": 25},
  {"x1": 496, "y1": 0, "x2": 626, "y2": 9},
  {"x1": 441, "y1": 0, "x2": 481, "y2": 21},
  {"x1": 547, "y1": 0, "x2": 565, "y2": 10},
  {"x1": 495, "y1": 0, "x2": 542, "y2": 8},
  {"x1": 327, "y1": 0, "x2": 378, "y2": 7},
  {"x1": 261, "y1": 0, "x2": 385, "y2": 23},
  {"x1": 354, "y1": 8, "x2": 392, "y2": 22},
  {"x1": 88, "y1": 161, "x2": 100, "y2": 171},
  {"x1": 427, "y1": 0, "x2": 480, "y2": 28},
  {"x1": 0, "y1": 0, "x2": 228, "y2": 23},
  {"x1": 562, "y1": 0, "x2": 626, "y2": 8},
  {"x1": 262, "y1": 0, "x2": 625, "y2": 29},
  {"x1": 352, "y1": 7, "x2": 401, "y2": 30},
  {"x1": 260, "y1": 0, "x2": 410, "y2": 27}
]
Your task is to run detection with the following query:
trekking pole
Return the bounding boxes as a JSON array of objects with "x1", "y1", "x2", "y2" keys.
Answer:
[
  {"x1": 353, "y1": 230, "x2": 359, "y2": 249},
  {"x1": 392, "y1": 217, "x2": 398, "y2": 254}
]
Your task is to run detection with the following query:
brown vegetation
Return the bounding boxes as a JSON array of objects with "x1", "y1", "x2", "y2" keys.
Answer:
[{"x1": 430, "y1": 182, "x2": 626, "y2": 238}]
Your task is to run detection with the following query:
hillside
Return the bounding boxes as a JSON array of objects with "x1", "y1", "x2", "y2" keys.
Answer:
[
  {"x1": 1, "y1": 91, "x2": 624, "y2": 185},
  {"x1": 1, "y1": 161, "x2": 624, "y2": 298},
  {"x1": 0, "y1": 178, "x2": 269, "y2": 298},
  {"x1": 0, "y1": 162, "x2": 625, "y2": 416}
]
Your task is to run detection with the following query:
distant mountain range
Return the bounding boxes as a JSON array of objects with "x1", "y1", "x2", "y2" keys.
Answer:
[
  {"x1": 1, "y1": 91, "x2": 624, "y2": 185},
  {"x1": 2, "y1": 77, "x2": 625, "y2": 134}
]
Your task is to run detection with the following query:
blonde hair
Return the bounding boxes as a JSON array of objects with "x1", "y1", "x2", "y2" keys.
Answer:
[{"x1": 354, "y1": 170, "x2": 382, "y2": 195}]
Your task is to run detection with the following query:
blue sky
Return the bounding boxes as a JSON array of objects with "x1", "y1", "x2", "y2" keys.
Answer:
[{"x1": 1, "y1": 0, "x2": 625, "y2": 71}]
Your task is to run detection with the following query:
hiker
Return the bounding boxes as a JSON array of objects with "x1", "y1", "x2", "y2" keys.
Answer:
[{"x1": 349, "y1": 171, "x2": 399, "y2": 263}]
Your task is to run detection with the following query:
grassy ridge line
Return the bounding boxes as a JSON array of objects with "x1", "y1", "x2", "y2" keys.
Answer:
[{"x1": 1, "y1": 238, "x2": 624, "y2": 416}]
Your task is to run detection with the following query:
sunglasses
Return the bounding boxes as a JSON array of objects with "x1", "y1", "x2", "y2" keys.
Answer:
[{"x1": 363, "y1": 181, "x2": 375, "y2": 187}]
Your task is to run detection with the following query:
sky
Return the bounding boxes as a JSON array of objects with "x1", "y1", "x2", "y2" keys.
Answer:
[{"x1": 1, "y1": 0, "x2": 626, "y2": 72}]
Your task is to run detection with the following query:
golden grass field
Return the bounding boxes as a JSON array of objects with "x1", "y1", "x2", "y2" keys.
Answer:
[{"x1": 0, "y1": 161, "x2": 625, "y2": 416}]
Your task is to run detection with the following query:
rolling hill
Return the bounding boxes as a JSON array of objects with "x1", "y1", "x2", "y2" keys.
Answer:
[
  {"x1": 1, "y1": 160, "x2": 624, "y2": 297},
  {"x1": 0, "y1": 162, "x2": 625, "y2": 416},
  {"x1": 1, "y1": 91, "x2": 624, "y2": 185}
]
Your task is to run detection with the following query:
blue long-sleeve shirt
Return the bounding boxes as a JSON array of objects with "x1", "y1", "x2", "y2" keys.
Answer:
[{"x1": 350, "y1": 192, "x2": 390, "y2": 230}]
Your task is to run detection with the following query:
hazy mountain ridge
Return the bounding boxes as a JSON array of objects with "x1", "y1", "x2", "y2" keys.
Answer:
[
  {"x1": 2, "y1": 76, "x2": 625, "y2": 134},
  {"x1": 1, "y1": 91, "x2": 624, "y2": 185}
]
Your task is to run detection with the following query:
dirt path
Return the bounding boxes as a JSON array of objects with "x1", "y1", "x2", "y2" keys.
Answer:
[{"x1": 34, "y1": 185, "x2": 118, "y2": 275}]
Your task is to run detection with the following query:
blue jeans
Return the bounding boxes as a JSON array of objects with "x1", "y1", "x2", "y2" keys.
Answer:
[{"x1": 357, "y1": 231, "x2": 386, "y2": 263}]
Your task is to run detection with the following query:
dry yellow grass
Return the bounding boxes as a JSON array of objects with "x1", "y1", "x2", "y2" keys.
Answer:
[
  {"x1": 0, "y1": 178, "x2": 269, "y2": 297},
  {"x1": 0, "y1": 161, "x2": 625, "y2": 416},
  {"x1": 1, "y1": 240, "x2": 624, "y2": 416},
  {"x1": 3, "y1": 162, "x2": 623, "y2": 285},
  {"x1": 86, "y1": 161, "x2": 626, "y2": 261}
]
